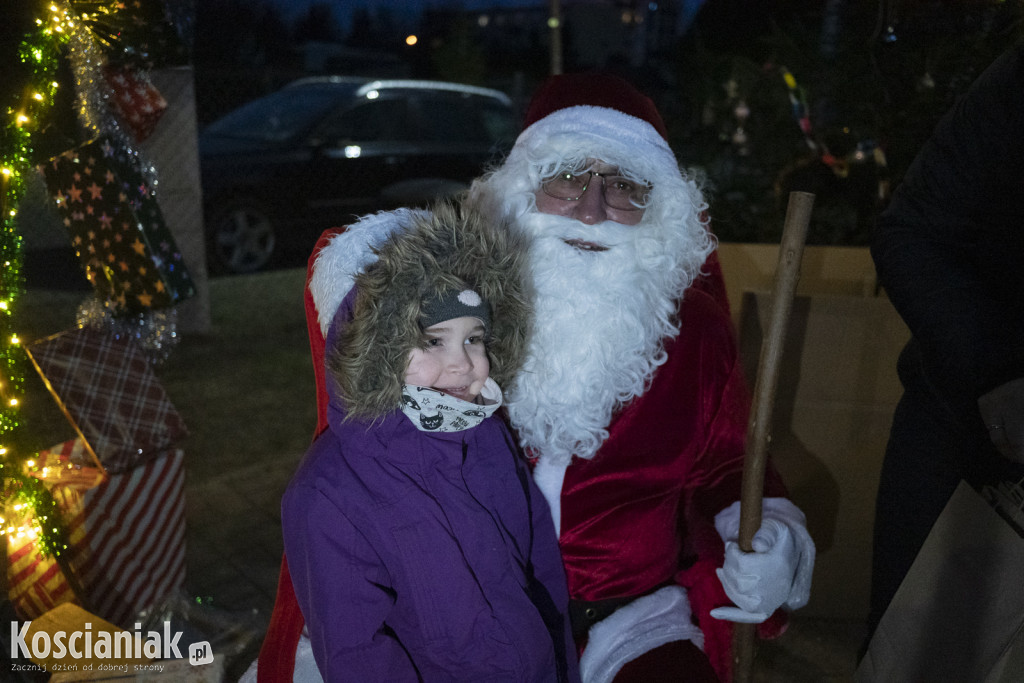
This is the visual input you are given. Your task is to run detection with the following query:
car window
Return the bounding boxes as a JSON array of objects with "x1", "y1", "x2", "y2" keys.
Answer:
[
  {"x1": 410, "y1": 93, "x2": 515, "y2": 146},
  {"x1": 314, "y1": 98, "x2": 413, "y2": 143},
  {"x1": 204, "y1": 87, "x2": 352, "y2": 142},
  {"x1": 415, "y1": 94, "x2": 490, "y2": 143},
  {"x1": 477, "y1": 100, "x2": 519, "y2": 146}
]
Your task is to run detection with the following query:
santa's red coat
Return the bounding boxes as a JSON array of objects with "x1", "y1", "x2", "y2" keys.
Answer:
[{"x1": 257, "y1": 227, "x2": 787, "y2": 683}]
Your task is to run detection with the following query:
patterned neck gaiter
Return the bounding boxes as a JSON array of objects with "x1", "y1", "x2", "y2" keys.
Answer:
[{"x1": 400, "y1": 379, "x2": 502, "y2": 432}]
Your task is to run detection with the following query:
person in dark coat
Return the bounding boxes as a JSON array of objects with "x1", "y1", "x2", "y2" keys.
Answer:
[{"x1": 867, "y1": 43, "x2": 1024, "y2": 641}]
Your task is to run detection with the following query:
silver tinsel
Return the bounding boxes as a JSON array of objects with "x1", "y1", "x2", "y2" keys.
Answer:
[
  {"x1": 65, "y1": 8, "x2": 178, "y2": 367},
  {"x1": 77, "y1": 298, "x2": 180, "y2": 367},
  {"x1": 65, "y1": 12, "x2": 160, "y2": 192}
]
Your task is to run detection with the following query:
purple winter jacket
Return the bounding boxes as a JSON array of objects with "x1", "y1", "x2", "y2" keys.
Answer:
[{"x1": 282, "y1": 296, "x2": 579, "y2": 682}]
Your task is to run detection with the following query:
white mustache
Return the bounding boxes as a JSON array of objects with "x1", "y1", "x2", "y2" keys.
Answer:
[{"x1": 522, "y1": 212, "x2": 642, "y2": 250}]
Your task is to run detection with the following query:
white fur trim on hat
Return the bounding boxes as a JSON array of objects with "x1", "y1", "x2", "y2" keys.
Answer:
[
  {"x1": 512, "y1": 105, "x2": 681, "y2": 188},
  {"x1": 308, "y1": 208, "x2": 426, "y2": 336}
]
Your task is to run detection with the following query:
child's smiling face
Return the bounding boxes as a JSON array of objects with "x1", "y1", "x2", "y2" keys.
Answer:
[{"x1": 405, "y1": 316, "x2": 489, "y2": 403}]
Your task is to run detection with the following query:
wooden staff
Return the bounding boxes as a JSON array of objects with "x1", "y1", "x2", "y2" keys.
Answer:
[{"x1": 732, "y1": 191, "x2": 814, "y2": 682}]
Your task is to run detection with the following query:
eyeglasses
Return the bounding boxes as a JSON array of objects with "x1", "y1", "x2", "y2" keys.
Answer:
[{"x1": 540, "y1": 170, "x2": 652, "y2": 211}]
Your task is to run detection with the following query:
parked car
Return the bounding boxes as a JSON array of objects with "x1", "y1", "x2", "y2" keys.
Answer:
[{"x1": 199, "y1": 77, "x2": 520, "y2": 274}]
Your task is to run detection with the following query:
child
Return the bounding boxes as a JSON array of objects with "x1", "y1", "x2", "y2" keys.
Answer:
[{"x1": 280, "y1": 201, "x2": 580, "y2": 682}]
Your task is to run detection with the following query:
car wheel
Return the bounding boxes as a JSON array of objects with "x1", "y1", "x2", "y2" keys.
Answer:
[{"x1": 207, "y1": 201, "x2": 277, "y2": 274}]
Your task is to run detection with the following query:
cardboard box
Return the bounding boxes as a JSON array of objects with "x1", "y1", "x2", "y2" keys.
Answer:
[
  {"x1": 21, "y1": 602, "x2": 153, "y2": 673},
  {"x1": 718, "y1": 243, "x2": 880, "y2": 330},
  {"x1": 726, "y1": 245, "x2": 910, "y2": 620}
]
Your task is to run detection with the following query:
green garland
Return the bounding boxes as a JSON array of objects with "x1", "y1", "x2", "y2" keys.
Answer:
[
  {"x1": 0, "y1": 460, "x2": 71, "y2": 559},
  {"x1": 1, "y1": 9, "x2": 68, "y2": 459},
  {"x1": 0, "y1": 2, "x2": 160, "y2": 563}
]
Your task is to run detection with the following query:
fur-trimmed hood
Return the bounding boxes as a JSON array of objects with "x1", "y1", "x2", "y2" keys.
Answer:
[{"x1": 326, "y1": 200, "x2": 532, "y2": 421}]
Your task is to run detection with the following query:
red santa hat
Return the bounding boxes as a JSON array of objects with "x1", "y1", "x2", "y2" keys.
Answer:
[
  {"x1": 522, "y1": 72, "x2": 669, "y2": 140},
  {"x1": 508, "y1": 72, "x2": 682, "y2": 192}
]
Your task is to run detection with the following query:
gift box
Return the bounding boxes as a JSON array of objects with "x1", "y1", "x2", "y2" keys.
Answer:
[
  {"x1": 104, "y1": 65, "x2": 168, "y2": 142},
  {"x1": 6, "y1": 440, "x2": 101, "y2": 620},
  {"x1": 6, "y1": 513, "x2": 83, "y2": 621},
  {"x1": 38, "y1": 136, "x2": 195, "y2": 313},
  {"x1": 21, "y1": 603, "x2": 155, "y2": 674},
  {"x1": 26, "y1": 325, "x2": 188, "y2": 473},
  {"x1": 9, "y1": 442, "x2": 187, "y2": 628},
  {"x1": 67, "y1": 448, "x2": 187, "y2": 628}
]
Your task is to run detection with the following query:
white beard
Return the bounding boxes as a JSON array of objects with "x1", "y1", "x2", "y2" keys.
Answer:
[{"x1": 506, "y1": 210, "x2": 701, "y2": 465}]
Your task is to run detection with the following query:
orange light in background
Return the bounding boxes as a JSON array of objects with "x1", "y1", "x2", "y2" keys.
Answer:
[{"x1": 405, "y1": 34, "x2": 418, "y2": 46}]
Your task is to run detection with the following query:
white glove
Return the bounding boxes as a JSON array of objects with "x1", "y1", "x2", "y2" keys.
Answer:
[{"x1": 709, "y1": 498, "x2": 815, "y2": 624}]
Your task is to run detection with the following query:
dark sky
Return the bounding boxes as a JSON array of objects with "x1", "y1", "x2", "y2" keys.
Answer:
[{"x1": 275, "y1": 0, "x2": 546, "y2": 32}]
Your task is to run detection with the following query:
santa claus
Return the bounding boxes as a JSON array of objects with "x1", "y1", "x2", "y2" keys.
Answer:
[{"x1": 251, "y1": 73, "x2": 815, "y2": 683}]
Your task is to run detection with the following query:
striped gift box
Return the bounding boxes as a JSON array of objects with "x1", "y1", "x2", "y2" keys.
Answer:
[
  {"x1": 7, "y1": 517, "x2": 82, "y2": 620},
  {"x1": 26, "y1": 325, "x2": 188, "y2": 473},
  {"x1": 8, "y1": 442, "x2": 186, "y2": 627},
  {"x1": 7, "y1": 440, "x2": 100, "y2": 619},
  {"x1": 69, "y1": 448, "x2": 187, "y2": 627}
]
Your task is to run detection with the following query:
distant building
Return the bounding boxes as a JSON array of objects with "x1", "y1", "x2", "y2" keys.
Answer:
[
  {"x1": 298, "y1": 41, "x2": 410, "y2": 78},
  {"x1": 425, "y1": 0, "x2": 686, "y2": 73}
]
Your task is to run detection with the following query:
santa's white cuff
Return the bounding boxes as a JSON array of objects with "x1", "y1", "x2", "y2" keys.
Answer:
[{"x1": 578, "y1": 586, "x2": 703, "y2": 683}]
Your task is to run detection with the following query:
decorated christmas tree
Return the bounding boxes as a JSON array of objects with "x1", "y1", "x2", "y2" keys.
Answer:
[
  {"x1": 2, "y1": 0, "x2": 197, "y2": 643},
  {"x1": 674, "y1": 0, "x2": 1024, "y2": 245}
]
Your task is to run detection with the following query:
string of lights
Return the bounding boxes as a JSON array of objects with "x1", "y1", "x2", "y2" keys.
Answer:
[
  {"x1": 0, "y1": 4, "x2": 82, "y2": 557},
  {"x1": 0, "y1": 1, "x2": 118, "y2": 557},
  {"x1": 1, "y1": 5, "x2": 72, "y2": 470}
]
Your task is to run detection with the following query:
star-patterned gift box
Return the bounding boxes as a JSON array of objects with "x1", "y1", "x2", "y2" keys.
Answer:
[
  {"x1": 103, "y1": 65, "x2": 168, "y2": 142},
  {"x1": 38, "y1": 136, "x2": 195, "y2": 314}
]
